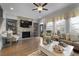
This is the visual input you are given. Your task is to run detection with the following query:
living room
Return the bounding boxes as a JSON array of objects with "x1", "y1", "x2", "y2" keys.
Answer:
[{"x1": 0, "y1": 3, "x2": 79, "y2": 56}]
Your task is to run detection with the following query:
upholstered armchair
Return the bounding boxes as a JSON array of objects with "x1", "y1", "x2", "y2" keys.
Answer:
[{"x1": 42, "y1": 31, "x2": 52, "y2": 44}]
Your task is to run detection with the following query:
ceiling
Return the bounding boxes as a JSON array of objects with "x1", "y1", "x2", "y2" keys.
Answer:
[{"x1": 0, "y1": 3, "x2": 73, "y2": 20}]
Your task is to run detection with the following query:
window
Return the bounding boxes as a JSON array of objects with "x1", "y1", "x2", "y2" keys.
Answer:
[
  {"x1": 70, "y1": 16, "x2": 79, "y2": 34},
  {"x1": 46, "y1": 22, "x2": 53, "y2": 31},
  {"x1": 70, "y1": 16, "x2": 79, "y2": 41},
  {"x1": 55, "y1": 19, "x2": 65, "y2": 34}
]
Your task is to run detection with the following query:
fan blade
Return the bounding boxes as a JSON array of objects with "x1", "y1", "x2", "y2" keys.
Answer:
[
  {"x1": 43, "y1": 8, "x2": 48, "y2": 11},
  {"x1": 32, "y1": 8, "x2": 37, "y2": 11},
  {"x1": 33, "y1": 3, "x2": 39, "y2": 7},
  {"x1": 42, "y1": 3, "x2": 47, "y2": 7},
  {"x1": 39, "y1": 3, "x2": 41, "y2": 6}
]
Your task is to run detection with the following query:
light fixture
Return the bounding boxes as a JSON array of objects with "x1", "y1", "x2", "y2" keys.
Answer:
[
  {"x1": 37, "y1": 6, "x2": 43, "y2": 11},
  {"x1": 10, "y1": 7, "x2": 14, "y2": 10},
  {"x1": 32, "y1": 3, "x2": 48, "y2": 13}
]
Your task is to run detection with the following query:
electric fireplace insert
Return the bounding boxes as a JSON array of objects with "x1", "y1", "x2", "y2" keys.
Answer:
[{"x1": 22, "y1": 32, "x2": 30, "y2": 38}]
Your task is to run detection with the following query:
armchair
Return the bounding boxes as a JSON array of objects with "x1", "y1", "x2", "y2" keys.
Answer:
[{"x1": 42, "y1": 31, "x2": 52, "y2": 44}]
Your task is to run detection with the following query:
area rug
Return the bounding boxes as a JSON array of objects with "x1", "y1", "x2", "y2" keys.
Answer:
[{"x1": 28, "y1": 50, "x2": 47, "y2": 56}]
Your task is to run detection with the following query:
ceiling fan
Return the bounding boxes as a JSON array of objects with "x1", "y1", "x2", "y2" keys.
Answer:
[{"x1": 32, "y1": 3, "x2": 48, "y2": 13}]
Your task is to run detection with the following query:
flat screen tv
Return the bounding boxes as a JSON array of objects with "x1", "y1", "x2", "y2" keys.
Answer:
[{"x1": 20, "y1": 20, "x2": 32, "y2": 28}]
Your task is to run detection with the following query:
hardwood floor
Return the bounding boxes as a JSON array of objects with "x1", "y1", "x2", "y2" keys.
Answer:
[{"x1": 0, "y1": 37, "x2": 40, "y2": 56}]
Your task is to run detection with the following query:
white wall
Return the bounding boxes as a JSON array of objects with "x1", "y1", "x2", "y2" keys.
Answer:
[
  {"x1": 0, "y1": 35, "x2": 2, "y2": 50},
  {"x1": 0, "y1": 18, "x2": 6, "y2": 34}
]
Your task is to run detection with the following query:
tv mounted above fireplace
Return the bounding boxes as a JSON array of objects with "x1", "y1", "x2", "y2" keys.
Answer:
[{"x1": 20, "y1": 20, "x2": 32, "y2": 28}]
